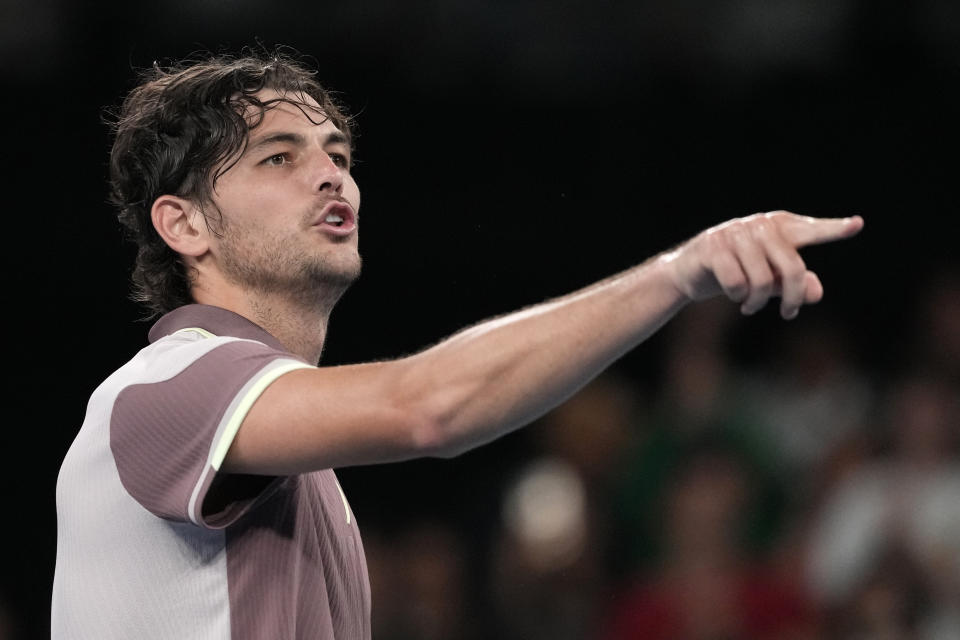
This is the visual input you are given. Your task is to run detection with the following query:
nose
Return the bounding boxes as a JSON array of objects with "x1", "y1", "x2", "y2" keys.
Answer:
[{"x1": 313, "y1": 152, "x2": 343, "y2": 195}]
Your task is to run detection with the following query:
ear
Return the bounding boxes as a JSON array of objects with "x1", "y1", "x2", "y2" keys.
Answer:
[{"x1": 151, "y1": 195, "x2": 209, "y2": 257}]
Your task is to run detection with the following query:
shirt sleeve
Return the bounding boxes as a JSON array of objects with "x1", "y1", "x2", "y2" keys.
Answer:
[{"x1": 110, "y1": 338, "x2": 313, "y2": 529}]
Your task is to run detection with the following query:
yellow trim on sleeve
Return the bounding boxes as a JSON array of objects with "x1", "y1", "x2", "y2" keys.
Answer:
[
  {"x1": 335, "y1": 477, "x2": 352, "y2": 525},
  {"x1": 173, "y1": 327, "x2": 218, "y2": 339},
  {"x1": 210, "y1": 361, "x2": 314, "y2": 470}
]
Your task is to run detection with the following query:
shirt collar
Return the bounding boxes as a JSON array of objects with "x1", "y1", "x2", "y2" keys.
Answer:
[{"x1": 147, "y1": 304, "x2": 289, "y2": 353}]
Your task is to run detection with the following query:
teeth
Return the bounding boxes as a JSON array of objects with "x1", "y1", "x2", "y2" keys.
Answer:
[{"x1": 325, "y1": 214, "x2": 344, "y2": 224}]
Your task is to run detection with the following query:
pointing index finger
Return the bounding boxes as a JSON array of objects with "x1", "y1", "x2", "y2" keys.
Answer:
[{"x1": 776, "y1": 213, "x2": 865, "y2": 249}]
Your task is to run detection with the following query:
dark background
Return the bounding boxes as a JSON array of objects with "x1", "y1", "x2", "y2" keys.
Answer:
[{"x1": 3, "y1": 1, "x2": 959, "y2": 637}]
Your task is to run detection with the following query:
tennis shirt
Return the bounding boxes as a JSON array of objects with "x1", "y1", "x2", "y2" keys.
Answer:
[{"x1": 52, "y1": 304, "x2": 371, "y2": 639}]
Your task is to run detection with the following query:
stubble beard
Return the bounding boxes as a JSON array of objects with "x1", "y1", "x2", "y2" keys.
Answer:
[{"x1": 219, "y1": 230, "x2": 362, "y2": 309}]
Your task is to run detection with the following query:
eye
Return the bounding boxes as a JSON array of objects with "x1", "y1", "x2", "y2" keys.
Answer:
[
  {"x1": 329, "y1": 152, "x2": 350, "y2": 169},
  {"x1": 262, "y1": 153, "x2": 290, "y2": 167}
]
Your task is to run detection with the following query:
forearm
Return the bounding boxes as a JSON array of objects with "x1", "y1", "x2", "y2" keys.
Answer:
[{"x1": 400, "y1": 253, "x2": 689, "y2": 456}]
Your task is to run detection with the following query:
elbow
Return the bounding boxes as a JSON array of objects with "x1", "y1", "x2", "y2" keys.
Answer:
[
  {"x1": 409, "y1": 416, "x2": 452, "y2": 458},
  {"x1": 404, "y1": 398, "x2": 470, "y2": 459},
  {"x1": 408, "y1": 406, "x2": 469, "y2": 459},
  {"x1": 390, "y1": 356, "x2": 474, "y2": 460}
]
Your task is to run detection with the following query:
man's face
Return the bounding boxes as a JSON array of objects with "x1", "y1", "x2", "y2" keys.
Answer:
[{"x1": 203, "y1": 89, "x2": 361, "y2": 303}]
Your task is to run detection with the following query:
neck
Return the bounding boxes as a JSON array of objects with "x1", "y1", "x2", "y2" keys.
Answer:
[
  {"x1": 247, "y1": 294, "x2": 332, "y2": 365},
  {"x1": 195, "y1": 284, "x2": 346, "y2": 365}
]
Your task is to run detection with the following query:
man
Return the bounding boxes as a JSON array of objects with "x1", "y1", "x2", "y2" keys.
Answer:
[{"x1": 52, "y1": 51, "x2": 863, "y2": 639}]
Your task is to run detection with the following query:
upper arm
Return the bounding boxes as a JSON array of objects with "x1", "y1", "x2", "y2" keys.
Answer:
[{"x1": 222, "y1": 359, "x2": 442, "y2": 475}]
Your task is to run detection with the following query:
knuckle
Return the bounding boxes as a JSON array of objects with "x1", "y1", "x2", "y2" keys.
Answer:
[
  {"x1": 749, "y1": 219, "x2": 771, "y2": 240},
  {"x1": 781, "y1": 259, "x2": 806, "y2": 282},
  {"x1": 726, "y1": 284, "x2": 748, "y2": 302},
  {"x1": 750, "y1": 269, "x2": 775, "y2": 296},
  {"x1": 726, "y1": 221, "x2": 749, "y2": 244},
  {"x1": 764, "y1": 210, "x2": 793, "y2": 229},
  {"x1": 705, "y1": 229, "x2": 731, "y2": 253},
  {"x1": 719, "y1": 272, "x2": 748, "y2": 300},
  {"x1": 783, "y1": 253, "x2": 807, "y2": 280},
  {"x1": 727, "y1": 272, "x2": 748, "y2": 290}
]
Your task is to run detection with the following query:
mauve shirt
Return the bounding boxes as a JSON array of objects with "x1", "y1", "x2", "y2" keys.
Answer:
[{"x1": 53, "y1": 304, "x2": 371, "y2": 639}]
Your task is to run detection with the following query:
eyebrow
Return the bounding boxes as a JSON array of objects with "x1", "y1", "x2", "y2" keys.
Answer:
[{"x1": 246, "y1": 130, "x2": 351, "y2": 155}]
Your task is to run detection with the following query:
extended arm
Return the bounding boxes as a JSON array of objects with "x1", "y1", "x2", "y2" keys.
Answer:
[{"x1": 224, "y1": 211, "x2": 863, "y2": 474}]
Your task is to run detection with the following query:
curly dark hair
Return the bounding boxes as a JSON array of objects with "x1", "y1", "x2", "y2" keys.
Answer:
[{"x1": 107, "y1": 49, "x2": 353, "y2": 317}]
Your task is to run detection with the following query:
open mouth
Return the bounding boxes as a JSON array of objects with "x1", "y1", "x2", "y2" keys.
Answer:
[
  {"x1": 324, "y1": 213, "x2": 347, "y2": 227},
  {"x1": 315, "y1": 202, "x2": 356, "y2": 233}
]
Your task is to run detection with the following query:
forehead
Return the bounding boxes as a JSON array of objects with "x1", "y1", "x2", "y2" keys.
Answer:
[{"x1": 246, "y1": 89, "x2": 344, "y2": 137}]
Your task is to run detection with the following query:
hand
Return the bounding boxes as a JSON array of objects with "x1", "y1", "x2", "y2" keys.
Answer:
[{"x1": 662, "y1": 211, "x2": 864, "y2": 319}]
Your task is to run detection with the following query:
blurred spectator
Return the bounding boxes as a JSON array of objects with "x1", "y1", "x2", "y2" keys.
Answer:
[
  {"x1": 611, "y1": 299, "x2": 789, "y2": 574},
  {"x1": 366, "y1": 520, "x2": 478, "y2": 640},
  {"x1": 530, "y1": 371, "x2": 642, "y2": 493},
  {"x1": 737, "y1": 314, "x2": 875, "y2": 510},
  {"x1": 485, "y1": 371, "x2": 642, "y2": 640},
  {"x1": 824, "y1": 545, "x2": 934, "y2": 640},
  {"x1": 648, "y1": 298, "x2": 741, "y2": 435},
  {"x1": 804, "y1": 371, "x2": 960, "y2": 640},
  {"x1": 598, "y1": 441, "x2": 819, "y2": 640},
  {"x1": 489, "y1": 456, "x2": 606, "y2": 640}
]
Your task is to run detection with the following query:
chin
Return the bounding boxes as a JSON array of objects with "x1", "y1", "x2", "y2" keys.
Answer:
[{"x1": 309, "y1": 252, "x2": 362, "y2": 287}]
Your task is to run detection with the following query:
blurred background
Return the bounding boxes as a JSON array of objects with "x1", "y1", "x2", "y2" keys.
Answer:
[{"x1": 3, "y1": 0, "x2": 959, "y2": 638}]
